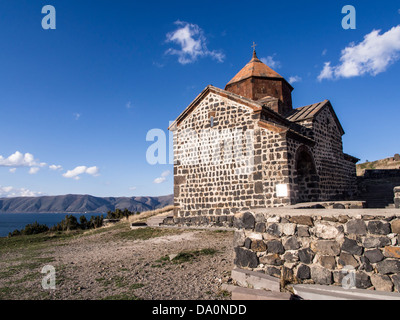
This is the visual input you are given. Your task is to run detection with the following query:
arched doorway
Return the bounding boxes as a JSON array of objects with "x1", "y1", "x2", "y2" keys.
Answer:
[{"x1": 295, "y1": 146, "x2": 320, "y2": 203}]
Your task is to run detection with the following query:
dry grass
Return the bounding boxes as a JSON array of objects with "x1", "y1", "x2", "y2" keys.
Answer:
[
  {"x1": 357, "y1": 156, "x2": 400, "y2": 176},
  {"x1": 127, "y1": 205, "x2": 174, "y2": 223}
]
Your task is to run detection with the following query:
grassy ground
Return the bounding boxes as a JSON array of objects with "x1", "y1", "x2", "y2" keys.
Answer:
[
  {"x1": 357, "y1": 156, "x2": 400, "y2": 176},
  {"x1": 0, "y1": 223, "x2": 150, "y2": 299},
  {"x1": 0, "y1": 221, "x2": 233, "y2": 300},
  {"x1": 0, "y1": 231, "x2": 80, "y2": 299},
  {"x1": 116, "y1": 227, "x2": 184, "y2": 241}
]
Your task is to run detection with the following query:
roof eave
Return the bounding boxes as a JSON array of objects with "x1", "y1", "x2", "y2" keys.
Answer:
[
  {"x1": 225, "y1": 75, "x2": 293, "y2": 91},
  {"x1": 287, "y1": 100, "x2": 345, "y2": 136},
  {"x1": 168, "y1": 85, "x2": 263, "y2": 130}
]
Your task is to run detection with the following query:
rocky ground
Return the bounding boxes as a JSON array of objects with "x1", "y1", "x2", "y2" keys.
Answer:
[{"x1": 0, "y1": 222, "x2": 234, "y2": 300}]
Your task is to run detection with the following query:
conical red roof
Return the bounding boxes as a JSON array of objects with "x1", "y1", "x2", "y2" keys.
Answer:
[{"x1": 226, "y1": 50, "x2": 284, "y2": 86}]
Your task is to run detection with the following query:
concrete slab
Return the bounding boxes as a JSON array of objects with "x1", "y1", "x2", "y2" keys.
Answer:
[
  {"x1": 293, "y1": 284, "x2": 400, "y2": 300},
  {"x1": 231, "y1": 268, "x2": 280, "y2": 292},
  {"x1": 232, "y1": 287, "x2": 291, "y2": 300},
  {"x1": 222, "y1": 284, "x2": 291, "y2": 300}
]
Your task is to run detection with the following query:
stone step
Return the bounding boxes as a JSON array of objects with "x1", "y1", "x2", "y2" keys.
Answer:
[
  {"x1": 293, "y1": 284, "x2": 400, "y2": 300},
  {"x1": 146, "y1": 213, "x2": 174, "y2": 227},
  {"x1": 221, "y1": 284, "x2": 292, "y2": 300},
  {"x1": 363, "y1": 198, "x2": 394, "y2": 201},
  {"x1": 363, "y1": 196, "x2": 394, "y2": 199},
  {"x1": 231, "y1": 268, "x2": 280, "y2": 292}
]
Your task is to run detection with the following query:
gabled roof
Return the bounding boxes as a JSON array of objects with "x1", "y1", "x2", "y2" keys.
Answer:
[
  {"x1": 258, "y1": 120, "x2": 315, "y2": 147},
  {"x1": 168, "y1": 84, "x2": 316, "y2": 146},
  {"x1": 344, "y1": 153, "x2": 360, "y2": 163},
  {"x1": 169, "y1": 85, "x2": 344, "y2": 139},
  {"x1": 286, "y1": 100, "x2": 345, "y2": 135},
  {"x1": 226, "y1": 50, "x2": 291, "y2": 88},
  {"x1": 168, "y1": 85, "x2": 263, "y2": 130}
]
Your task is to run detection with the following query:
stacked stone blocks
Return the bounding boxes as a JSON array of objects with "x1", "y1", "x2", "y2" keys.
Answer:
[
  {"x1": 395, "y1": 187, "x2": 400, "y2": 209},
  {"x1": 233, "y1": 211, "x2": 400, "y2": 292}
]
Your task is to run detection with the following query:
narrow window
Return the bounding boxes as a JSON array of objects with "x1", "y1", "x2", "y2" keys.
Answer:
[{"x1": 209, "y1": 111, "x2": 215, "y2": 128}]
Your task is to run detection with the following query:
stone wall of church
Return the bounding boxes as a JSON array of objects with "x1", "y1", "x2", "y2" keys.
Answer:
[
  {"x1": 297, "y1": 108, "x2": 358, "y2": 201},
  {"x1": 258, "y1": 128, "x2": 292, "y2": 207},
  {"x1": 172, "y1": 93, "x2": 358, "y2": 224},
  {"x1": 225, "y1": 78, "x2": 292, "y2": 113},
  {"x1": 285, "y1": 138, "x2": 319, "y2": 203},
  {"x1": 173, "y1": 92, "x2": 264, "y2": 220}
]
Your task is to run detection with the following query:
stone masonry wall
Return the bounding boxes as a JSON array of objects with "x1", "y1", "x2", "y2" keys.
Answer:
[
  {"x1": 395, "y1": 187, "x2": 400, "y2": 209},
  {"x1": 258, "y1": 127, "x2": 292, "y2": 207},
  {"x1": 297, "y1": 108, "x2": 357, "y2": 201},
  {"x1": 173, "y1": 91, "x2": 262, "y2": 219},
  {"x1": 172, "y1": 90, "x2": 358, "y2": 223},
  {"x1": 233, "y1": 211, "x2": 400, "y2": 292}
]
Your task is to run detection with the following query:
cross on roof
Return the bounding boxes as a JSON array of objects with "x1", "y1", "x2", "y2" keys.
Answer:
[{"x1": 251, "y1": 42, "x2": 257, "y2": 51}]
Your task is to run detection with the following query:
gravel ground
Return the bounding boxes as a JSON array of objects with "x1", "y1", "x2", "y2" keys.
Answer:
[{"x1": 0, "y1": 223, "x2": 234, "y2": 300}]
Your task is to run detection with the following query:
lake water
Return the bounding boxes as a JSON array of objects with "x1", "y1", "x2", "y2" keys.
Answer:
[{"x1": 0, "y1": 213, "x2": 105, "y2": 238}]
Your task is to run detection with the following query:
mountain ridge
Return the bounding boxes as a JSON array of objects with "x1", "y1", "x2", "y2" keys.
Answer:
[{"x1": 0, "y1": 194, "x2": 173, "y2": 213}]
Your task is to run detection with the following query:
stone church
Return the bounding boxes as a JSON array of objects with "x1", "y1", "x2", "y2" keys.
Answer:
[{"x1": 169, "y1": 50, "x2": 359, "y2": 224}]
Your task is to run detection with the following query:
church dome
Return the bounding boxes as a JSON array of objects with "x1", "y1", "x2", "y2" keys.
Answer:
[
  {"x1": 226, "y1": 50, "x2": 284, "y2": 85},
  {"x1": 225, "y1": 49, "x2": 293, "y2": 115}
]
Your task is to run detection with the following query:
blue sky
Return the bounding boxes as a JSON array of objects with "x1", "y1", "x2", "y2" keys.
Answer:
[{"x1": 0, "y1": 0, "x2": 399, "y2": 197}]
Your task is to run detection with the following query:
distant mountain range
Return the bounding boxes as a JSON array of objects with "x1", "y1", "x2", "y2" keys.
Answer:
[{"x1": 0, "y1": 194, "x2": 174, "y2": 213}]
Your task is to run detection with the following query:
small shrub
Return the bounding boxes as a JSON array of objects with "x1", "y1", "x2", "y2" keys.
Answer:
[
  {"x1": 9, "y1": 222, "x2": 49, "y2": 237},
  {"x1": 106, "y1": 209, "x2": 138, "y2": 220}
]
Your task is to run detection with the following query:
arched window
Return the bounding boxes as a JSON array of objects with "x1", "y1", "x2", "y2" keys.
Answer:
[{"x1": 295, "y1": 145, "x2": 320, "y2": 203}]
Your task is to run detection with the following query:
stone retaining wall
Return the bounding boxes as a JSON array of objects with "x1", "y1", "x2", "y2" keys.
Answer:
[
  {"x1": 233, "y1": 210, "x2": 400, "y2": 292},
  {"x1": 395, "y1": 187, "x2": 400, "y2": 209},
  {"x1": 363, "y1": 170, "x2": 400, "y2": 179}
]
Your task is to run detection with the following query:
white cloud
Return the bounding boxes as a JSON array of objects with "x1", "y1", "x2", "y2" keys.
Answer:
[
  {"x1": 288, "y1": 75, "x2": 302, "y2": 84},
  {"x1": 9, "y1": 168, "x2": 16, "y2": 173},
  {"x1": 0, "y1": 185, "x2": 44, "y2": 198},
  {"x1": 154, "y1": 177, "x2": 166, "y2": 184},
  {"x1": 260, "y1": 55, "x2": 281, "y2": 69},
  {"x1": 166, "y1": 20, "x2": 225, "y2": 65},
  {"x1": 129, "y1": 186, "x2": 137, "y2": 191},
  {"x1": 29, "y1": 167, "x2": 40, "y2": 175},
  {"x1": 63, "y1": 166, "x2": 100, "y2": 180},
  {"x1": 0, "y1": 151, "x2": 45, "y2": 168},
  {"x1": 318, "y1": 25, "x2": 400, "y2": 81},
  {"x1": 86, "y1": 166, "x2": 100, "y2": 176},
  {"x1": 73, "y1": 113, "x2": 81, "y2": 120},
  {"x1": 322, "y1": 49, "x2": 328, "y2": 56},
  {"x1": 318, "y1": 62, "x2": 334, "y2": 81},
  {"x1": 126, "y1": 101, "x2": 133, "y2": 109},
  {"x1": 49, "y1": 164, "x2": 63, "y2": 171},
  {"x1": 63, "y1": 166, "x2": 87, "y2": 179},
  {"x1": 161, "y1": 170, "x2": 171, "y2": 177},
  {"x1": 153, "y1": 170, "x2": 171, "y2": 184}
]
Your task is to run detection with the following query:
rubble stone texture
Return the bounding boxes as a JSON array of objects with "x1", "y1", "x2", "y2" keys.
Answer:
[
  {"x1": 395, "y1": 187, "x2": 400, "y2": 209},
  {"x1": 233, "y1": 211, "x2": 400, "y2": 292}
]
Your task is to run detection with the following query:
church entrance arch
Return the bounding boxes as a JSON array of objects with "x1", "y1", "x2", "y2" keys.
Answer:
[{"x1": 295, "y1": 145, "x2": 320, "y2": 203}]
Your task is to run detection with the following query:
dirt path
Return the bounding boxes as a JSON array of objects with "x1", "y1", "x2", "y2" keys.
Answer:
[{"x1": 0, "y1": 223, "x2": 234, "y2": 300}]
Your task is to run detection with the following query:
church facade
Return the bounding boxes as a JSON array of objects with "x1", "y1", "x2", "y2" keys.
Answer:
[{"x1": 169, "y1": 50, "x2": 359, "y2": 223}]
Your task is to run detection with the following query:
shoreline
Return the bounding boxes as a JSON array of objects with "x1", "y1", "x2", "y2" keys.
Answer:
[{"x1": 0, "y1": 212, "x2": 106, "y2": 238}]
